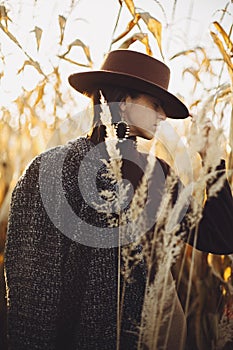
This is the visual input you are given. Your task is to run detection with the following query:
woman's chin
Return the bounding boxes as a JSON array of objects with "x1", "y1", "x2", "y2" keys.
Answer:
[
  {"x1": 139, "y1": 130, "x2": 155, "y2": 140},
  {"x1": 130, "y1": 127, "x2": 155, "y2": 140}
]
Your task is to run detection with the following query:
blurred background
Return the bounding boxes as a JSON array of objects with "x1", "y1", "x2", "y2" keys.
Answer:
[{"x1": 0, "y1": 0, "x2": 233, "y2": 348}]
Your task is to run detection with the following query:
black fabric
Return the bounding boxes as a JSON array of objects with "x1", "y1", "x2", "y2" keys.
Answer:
[
  {"x1": 4, "y1": 137, "x2": 233, "y2": 349},
  {"x1": 184, "y1": 160, "x2": 233, "y2": 254}
]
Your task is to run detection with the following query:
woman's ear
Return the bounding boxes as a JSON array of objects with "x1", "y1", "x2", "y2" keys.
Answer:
[
  {"x1": 119, "y1": 100, "x2": 127, "y2": 112},
  {"x1": 119, "y1": 96, "x2": 132, "y2": 112}
]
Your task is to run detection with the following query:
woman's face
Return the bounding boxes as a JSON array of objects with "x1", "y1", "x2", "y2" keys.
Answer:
[{"x1": 120, "y1": 94, "x2": 167, "y2": 140}]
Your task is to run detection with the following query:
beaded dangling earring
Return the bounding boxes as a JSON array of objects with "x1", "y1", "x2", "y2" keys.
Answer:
[{"x1": 114, "y1": 121, "x2": 130, "y2": 142}]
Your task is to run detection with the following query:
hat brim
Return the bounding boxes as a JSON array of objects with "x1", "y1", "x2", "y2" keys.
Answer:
[{"x1": 68, "y1": 71, "x2": 189, "y2": 119}]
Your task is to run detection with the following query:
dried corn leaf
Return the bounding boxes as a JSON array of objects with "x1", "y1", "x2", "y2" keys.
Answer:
[
  {"x1": 57, "y1": 55, "x2": 92, "y2": 68},
  {"x1": 0, "y1": 23, "x2": 46, "y2": 77},
  {"x1": 119, "y1": 33, "x2": 144, "y2": 48},
  {"x1": 60, "y1": 39, "x2": 93, "y2": 67},
  {"x1": 112, "y1": 13, "x2": 140, "y2": 44},
  {"x1": 210, "y1": 31, "x2": 233, "y2": 72},
  {"x1": 34, "y1": 82, "x2": 46, "y2": 106},
  {"x1": 0, "y1": 6, "x2": 8, "y2": 20},
  {"x1": 140, "y1": 12, "x2": 163, "y2": 58},
  {"x1": 190, "y1": 100, "x2": 201, "y2": 109},
  {"x1": 171, "y1": 47, "x2": 207, "y2": 63},
  {"x1": 141, "y1": 34, "x2": 153, "y2": 56},
  {"x1": 170, "y1": 49, "x2": 196, "y2": 60},
  {"x1": 183, "y1": 67, "x2": 200, "y2": 81},
  {"x1": 0, "y1": 5, "x2": 11, "y2": 27},
  {"x1": 14, "y1": 96, "x2": 25, "y2": 115},
  {"x1": 17, "y1": 59, "x2": 44, "y2": 76},
  {"x1": 122, "y1": 0, "x2": 135, "y2": 16},
  {"x1": 182, "y1": 67, "x2": 199, "y2": 93},
  {"x1": 53, "y1": 66, "x2": 61, "y2": 86},
  {"x1": 0, "y1": 22, "x2": 23, "y2": 50},
  {"x1": 58, "y1": 15, "x2": 66, "y2": 45},
  {"x1": 119, "y1": 33, "x2": 152, "y2": 55},
  {"x1": 215, "y1": 84, "x2": 231, "y2": 101},
  {"x1": 201, "y1": 56, "x2": 211, "y2": 72},
  {"x1": 213, "y1": 21, "x2": 233, "y2": 53},
  {"x1": 30, "y1": 26, "x2": 43, "y2": 51},
  {"x1": 53, "y1": 67, "x2": 63, "y2": 107}
]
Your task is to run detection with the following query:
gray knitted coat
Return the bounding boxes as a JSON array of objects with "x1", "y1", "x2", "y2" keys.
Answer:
[{"x1": 4, "y1": 136, "x2": 233, "y2": 350}]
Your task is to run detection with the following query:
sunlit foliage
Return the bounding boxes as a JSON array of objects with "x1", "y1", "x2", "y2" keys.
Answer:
[{"x1": 0, "y1": 1, "x2": 232, "y2": 349}]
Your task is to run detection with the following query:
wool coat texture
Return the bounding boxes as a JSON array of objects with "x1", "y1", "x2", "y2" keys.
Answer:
[{"x1": 4, "y1": 136, "x2": 233, "y2": 349}]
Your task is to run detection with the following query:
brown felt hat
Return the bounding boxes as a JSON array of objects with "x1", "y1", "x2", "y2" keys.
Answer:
[{"x1": 68, "y1": 49, "x2": 189, "y2": 119}]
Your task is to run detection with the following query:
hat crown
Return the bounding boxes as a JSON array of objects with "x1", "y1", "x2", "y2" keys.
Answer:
[
  {"x1": 100, "y1": 50, "x2": 170, "y2": 91},
  {"x1": 68, "y1": 49, "x2": 189, "y2": 119}
]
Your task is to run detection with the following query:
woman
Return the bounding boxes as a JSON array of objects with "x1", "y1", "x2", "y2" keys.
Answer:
[{"x1": 4, "y1": 49, "x2": 233, "y2": 349}]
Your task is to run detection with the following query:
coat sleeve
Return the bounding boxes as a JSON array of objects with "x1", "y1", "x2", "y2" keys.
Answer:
[
  {"x1": 180, "y1": 160, "x2": 233, "y2": 255},
  {"x1": 4, "y1": 153, "x2": 78, "y2": 349}
]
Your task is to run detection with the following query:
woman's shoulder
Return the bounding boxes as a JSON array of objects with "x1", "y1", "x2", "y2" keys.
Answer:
[
  {"x1": 27, "y1": 137, "x2": 89, "y2": 168},
  {"x1": 15, "y1": 137, "x2": 90, "y2": 191}
]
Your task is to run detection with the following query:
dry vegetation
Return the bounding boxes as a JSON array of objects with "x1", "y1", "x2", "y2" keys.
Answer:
[{"x1": 0, "y1": 0, "x2": 233, "y2": 349}]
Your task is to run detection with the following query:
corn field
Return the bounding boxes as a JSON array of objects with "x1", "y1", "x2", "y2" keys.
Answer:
[{"x1": 0, "y1": 0, "x2": 233, "y2": 349}]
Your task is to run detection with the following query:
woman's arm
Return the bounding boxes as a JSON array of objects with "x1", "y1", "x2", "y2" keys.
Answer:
[
  {"x1": 4, "y1": 151, "x2": 78, "y2": 349},
  {"x1": 184, "y1": 159, "x2": 233, "y2": 255}
]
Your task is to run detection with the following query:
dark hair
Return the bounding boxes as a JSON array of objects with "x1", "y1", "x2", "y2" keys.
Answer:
[{"x1": 89, "y1": 85, "x2": 140, "y2": 144}]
